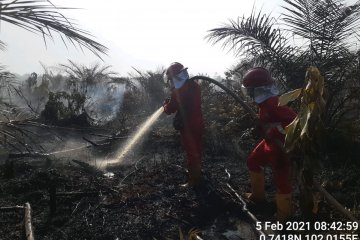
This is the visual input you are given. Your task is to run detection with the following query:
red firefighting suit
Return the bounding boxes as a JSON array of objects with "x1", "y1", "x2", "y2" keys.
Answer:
[
  {"x1": 247, "y1": 96, "x2": 297, "y2": 194},
  {"x1": 163, "y1": 80, "x2": 204, "y2": 171}
]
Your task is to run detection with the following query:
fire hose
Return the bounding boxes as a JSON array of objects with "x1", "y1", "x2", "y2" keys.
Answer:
[
  {"x1": 191, "y1": 75, "x2": 359, "y2": 223},
  {"x1": 189, "y1": 76, "x2": 257, "y2": 119},
  {"x1": 186, "y1": 77, "x2": 271, "y2": 237},
  {"x1": 224, "y1": 168, "x2": 269, "y2": 238}
]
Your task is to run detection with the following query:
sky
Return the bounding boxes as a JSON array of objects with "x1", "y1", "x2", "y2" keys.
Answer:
[{"x1": 1, "y1": 0, "x2": 283, "y2": 77}]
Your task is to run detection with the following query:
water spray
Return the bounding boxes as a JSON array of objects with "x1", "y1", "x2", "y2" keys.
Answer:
[
  {"x1": 102, "y1": 76, "x2": 256, "y2": 168},
  {"x1": 102, "y1": 107, "x2": 164, "y2": 167}
]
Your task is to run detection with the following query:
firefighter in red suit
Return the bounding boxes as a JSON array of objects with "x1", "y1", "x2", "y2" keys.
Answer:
[
  {"x1": 163, "y1": 62, "x2": 204, "y2": 187},
  {"x1": 241, "y1": 67, "x2": 297, "y2": 222}
]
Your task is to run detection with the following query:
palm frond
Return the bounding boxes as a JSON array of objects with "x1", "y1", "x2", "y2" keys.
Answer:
[
  {"x1": 60, "y1": 60, "x2": 116, "y2": 86},
  {"x1": 206, "y1": 9, "x2": 297, "y2": 62},
  {"x1": 0, "y1": 0, "x2": 108, "y2": 58},
  {"x1": 0, "y1": 65, "x2": 15, "y2": 90},
  {"x1": 0, "y1": 40, "x2": 6, "y2": 50},
  {"x1": 282, "y1": 0, "x2": 360, "y2": 59},
  {"x1": 206, "y1": 9, "x2": 303, "y2": 89}
]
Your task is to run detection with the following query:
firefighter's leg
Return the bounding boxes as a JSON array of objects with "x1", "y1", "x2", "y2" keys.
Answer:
[
  {"x1": 273, "y1": 161, "x2": 292, "y2": 222},
  {"x1": 187, "y1": 158, "x2": 202, "y2": 187},
  {"x1": 181, "y1": 129, "x2": 203, "y2": 187},
  {"x1": 245, "y1": 140, "x2": 266, "y2": 202},
  {"x1": 275, "y1": 193, "x2": 292, "y2": 222},
  {"x1": 246, "y1": 171, "x2": 265, "y2": 202}
]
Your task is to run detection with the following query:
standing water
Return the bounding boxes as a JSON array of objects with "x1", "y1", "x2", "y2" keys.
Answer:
[{"x1": 102, "y1": 107, "x2": 163, "y2": 167}]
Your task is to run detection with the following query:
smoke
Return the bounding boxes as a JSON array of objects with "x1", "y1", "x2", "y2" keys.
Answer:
[
  {"x1": 85, "y1": 82, "x2": 126, "y2": 124},
  {"x1": 1, "y1": 72, "x2": 126, "y2": 125}
]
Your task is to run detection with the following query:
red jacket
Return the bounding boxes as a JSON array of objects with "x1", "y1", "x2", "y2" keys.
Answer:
[
  {"x1": 257, "y1": 96, "x2": 297, "y2": 142},
  {"x1": 163, "y1": 80, "x2": 204, "y2": 132}
]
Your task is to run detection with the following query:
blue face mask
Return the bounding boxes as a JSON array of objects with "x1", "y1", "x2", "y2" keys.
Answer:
[
  {"x1": 172, "y1": 68, "x2": 189, "y2": 89},
  {"x1": 253, "y1": 84, "x2": 279, "y2": 103}
]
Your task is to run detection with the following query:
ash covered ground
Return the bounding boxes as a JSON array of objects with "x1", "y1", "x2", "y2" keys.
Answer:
[{"x1": 0, "y1": 120, "x2": 359, "y2": 240}]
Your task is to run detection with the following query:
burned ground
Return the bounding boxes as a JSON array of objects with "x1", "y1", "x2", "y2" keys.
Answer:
[{"x1": 0, "y1": 119, "x2": 359, "y2": 239}]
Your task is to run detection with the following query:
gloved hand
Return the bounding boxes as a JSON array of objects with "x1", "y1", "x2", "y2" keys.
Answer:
[{"x1": 163, "y1": 97, "x2": 171, "y2": 106}]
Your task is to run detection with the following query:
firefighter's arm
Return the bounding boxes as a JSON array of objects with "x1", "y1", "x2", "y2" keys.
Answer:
[
  {"x1": 163, "y1": 91, "x2": 178, "y2": 114},
  {"x1": 262, "y1": 104, "x2": 296, "y2": 142}
]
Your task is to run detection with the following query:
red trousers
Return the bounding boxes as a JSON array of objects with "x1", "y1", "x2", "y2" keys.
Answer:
[
  {"x1": 180, "y1": 127, "x2": 203, "y2": 169},
  {"x1": 247, "y1": 139, "x2": 292, "y2": 194}
]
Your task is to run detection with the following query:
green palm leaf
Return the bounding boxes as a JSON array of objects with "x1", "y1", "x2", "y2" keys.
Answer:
[
  {"x1": 206, "y1": 8, "x2": 301, "y2": 89},
  {"x1": 282, "y1": 0, "x2": 360, "y2": 59},
  {"x1": 0, "y1": 0, "x2": 108, "y2": 57},
  {"x1": 206, "y1": 9, "x2": 296, "y2": 62}
]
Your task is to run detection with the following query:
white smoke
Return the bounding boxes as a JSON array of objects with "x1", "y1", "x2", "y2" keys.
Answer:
[{"x1": 85, "y1": 82, "x2": 126, "y2": 124}]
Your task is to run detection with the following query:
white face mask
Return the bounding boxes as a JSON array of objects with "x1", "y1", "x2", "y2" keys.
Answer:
[
  {"x1": 172, "y1": 68, "x2": 189, "y2": 89},
  {"x1": 253, "y1": 84, "x2": 279, "y2": 103}
]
